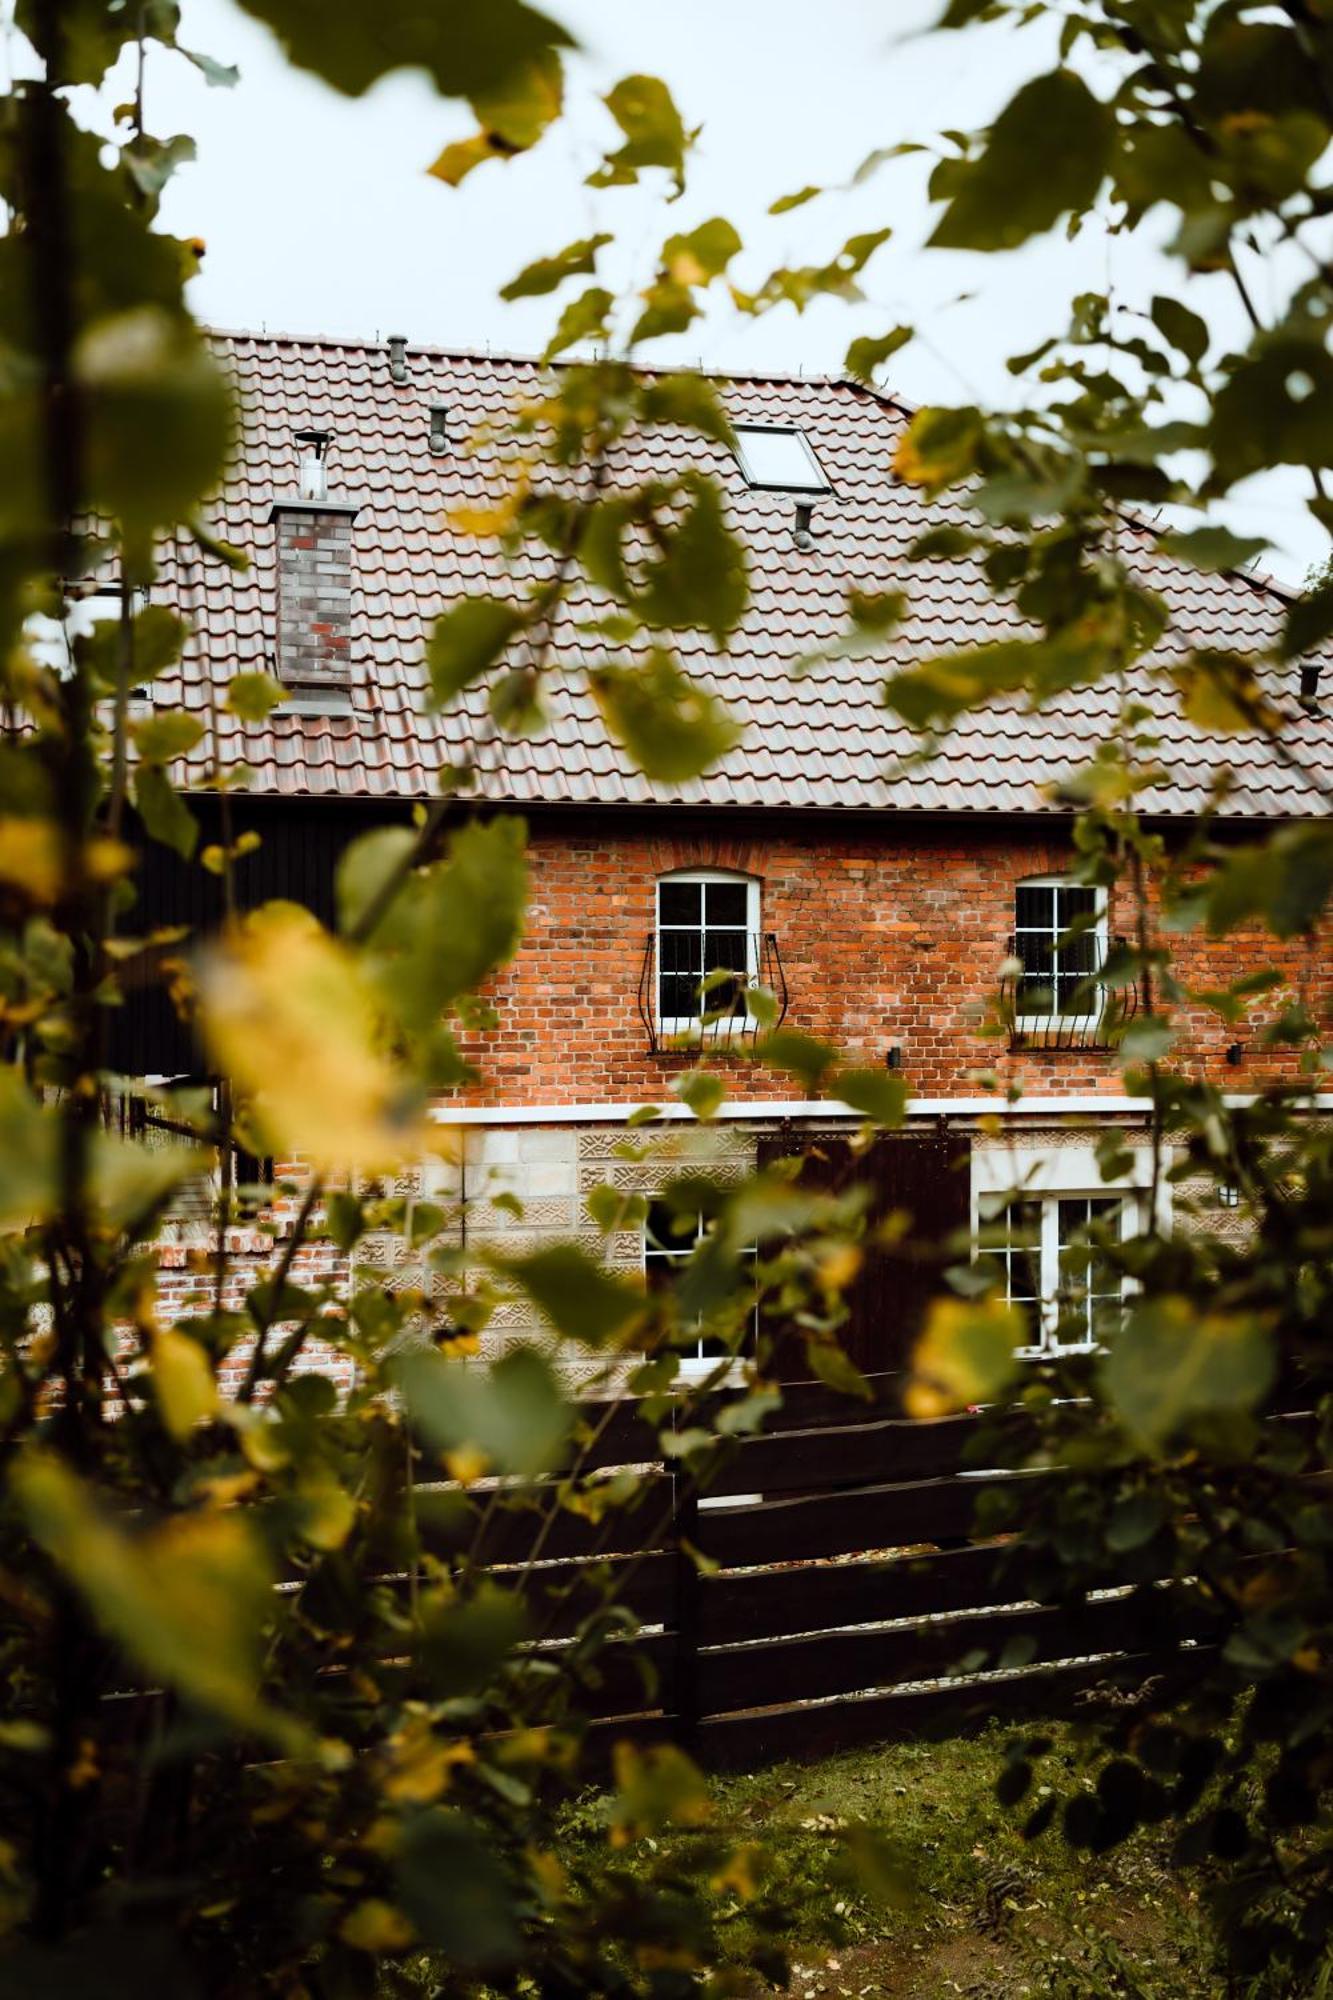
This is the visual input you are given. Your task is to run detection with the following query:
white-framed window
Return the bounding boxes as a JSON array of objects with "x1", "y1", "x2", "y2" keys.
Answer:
[
  {"x1": 979, "y1": 1189, "x2": 1132, "y2": 1356},
  {"x1": 1013, "y1": 877, "x2": 1108, "y2": 1025},
  {"x1": 643, "y1": 1200, "x2": 757, "y2": 1377},
  {"x1": 733, "y1": 424, "x2": 830, "y2": 493},
  {"x1": 656, "y1": 870, "x2": 760, "y2": 1041}
]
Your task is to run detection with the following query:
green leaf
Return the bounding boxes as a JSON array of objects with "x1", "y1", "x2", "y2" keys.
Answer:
[
  {"x1": 134, "y1": 765, "x2": 198, "y2": 859},
  {"x1": 543, "y1": 285, "x2": 615, "y2": 361},
  {"x1": 431, "y1": 42, "x2": 565, "y2": 182},
  {"x1": 758, "y1": 1028, "x2": 841, "y2": 1092},
  {"x1": 130, "y1": 713, "x2": 204, "y2": 765},
  {"x1": 1282, "y1": 578, "x2": 1333, "y2": 660},
  {"x1": 676, "y1": 1071, "x2": 725, "y2": 1119},
  {"x1": 359, "y1": 818, "x2": 528, "y2": 1030},
  {"x1": 427, "y1": 598, "x2": 524, "y2": 705},
  {"x1": 929, "y1": 71, "x2": 1113, "y2": 252},
  {"x1": 1201, "y1": 826, "x2": 1333, "y2": 938},
  {"x1": 179, "y1": 43, "x2": 241, "y2": 86},
  {"x1": 500, "y1": 232, "x2": 612, "y2": 301},
  {"x1": 13, "y1": 1451, "x2": 300, "y2": 1746},
  {"x1": 1150, "y1": 295, "x2": 1209, "y2": 368},
  {"x1": 493, "y1": 1245, "x2": 645, "y2": 1350},
  {"x1": 844, "y1": 325, "x2": 912, "y2": 385},
  {"x1": 805, "y1": 1340, "x2": 874, "y2": 1402},
  {"x1": 0, "y1": 1069, "x2": 58, "y2": 1230},
  {"x1": 1157, "y1": 527, "x2": 1266, "y2": 573},
  {"x1": 637, "y1": 373, "x2": 736, "y2": 447},
  {"x1": 893, "y1": 405, "x2": 985, "y2": 497},
  {"x1": 393, "y1": 1809, "x2": 521, "y2": 1965},
  {"x1": 226, "y1": 670, "x2": 286, "y2": 721},
  {"x1": 334, "y1": 826, "x2": 417, "y2": 936},
  {"x1": 835, "y1": 1068, "x2": 908, "y2": 1127},
  {"x1": 662, "y1": 217, "x2": 742, "y2": 285},
  {"x1": 1120, "y1": 1017, "x2": 1175, "y2": 1066},
  {"x1": 634, "y1": 476, "x2": 749, "y2": 644},
  {"x1": 769, "y1": 185, "x2": 823, "y2": 215},
  {"x1": 1208, "y1": 338, "x2": 1333, "y2": 486},
  {"x1": 395, "y1": 1345, "x2": 570, "y2": 1477},
  {"x1": 588, "y1": 74, "x2": 691, "y2": 195},
  {"x1": 77, "y1": 310, "x2": 233, "y2": 539},
  {"x1": 1106, "y1": 1492, "x2": 1165, "y2": 1553},
  {"x1": 593, "y1": 650, "x2": 741, "y2": 784},
  {"x1": 233, "y1": 0, "x2": 574, "y2": 101},
  {"x1": 1100, "y1": 1299, "x2": 1275, "y2": 1452}
]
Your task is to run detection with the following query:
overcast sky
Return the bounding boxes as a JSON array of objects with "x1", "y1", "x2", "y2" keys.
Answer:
[{"x1": 35, "y1": 0, "x2": 1327, "y2": 582}]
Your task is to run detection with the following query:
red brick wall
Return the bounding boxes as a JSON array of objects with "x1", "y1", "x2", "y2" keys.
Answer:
[{"x1": 453, "y1": 816, "x2": 1330, "y2": 1104}]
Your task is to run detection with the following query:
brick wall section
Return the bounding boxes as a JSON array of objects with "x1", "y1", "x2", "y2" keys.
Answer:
[
  {"x1": 451, "y1": 817, "x2": 1331, "y2": 1104},
  {"x1": 272, "y1": 500, "x2": 357, "y2": 692}
]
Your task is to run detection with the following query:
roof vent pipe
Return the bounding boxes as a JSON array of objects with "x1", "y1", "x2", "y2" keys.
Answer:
[
  {"x1": 793, "y1": 501, "x2": 816, "y2": 552},
  {"x1": 294, "y1": 427, "x2": 331, "y2": 502},
  {"x1": 388, "y1": 334, "x2": 408, "y2": 384},
  {"x1": 429, "y1": 404, "x2": 449, "y2": 456},
  {"x1": 1301, "y1": 661, "x2": 1322, "y2": 710}
]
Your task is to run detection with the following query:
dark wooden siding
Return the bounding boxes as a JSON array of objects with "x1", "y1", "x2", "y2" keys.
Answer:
[{"x1": 111, "y1": 798, "x2": 411, "y2": 1078}]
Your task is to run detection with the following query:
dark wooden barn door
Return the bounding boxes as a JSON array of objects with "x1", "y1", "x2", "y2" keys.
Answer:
[{"x1": 756, "y1": 1126, "x2": 972, "y2": 1378}]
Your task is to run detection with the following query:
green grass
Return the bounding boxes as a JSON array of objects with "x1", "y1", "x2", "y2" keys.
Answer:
[{"x1": 555, "y1": 1721, "x2": 1224, "y2": 1998}]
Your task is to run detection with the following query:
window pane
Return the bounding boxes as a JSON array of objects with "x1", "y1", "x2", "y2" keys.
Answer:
[
  {"x1": 659, "y1": 974, "x2": 699, "y2": 1020},
  {"x1": 705, "y1": 881, "x2": 748, "y2": 926},
  {"x1": 659, "y1": 881, "x2": 701, "y2": 925},
  {"x1": 1015, "y1": 884, "x2": 1054, "y2": 931},
  {"x1": 1015, "y1": 931, "x2": 1053, "y2": 977},
  {"x1": 735, "y1": 426, "x2": 827, "y2": 490},
  {"x1": 1055, "y1": 885, "x2": 1097, "y2": 926},
  {"x1": 660, "y1": 930, "x2": 701, "y2": 974},
  {"x1": 703, "y1": 928, "x2": 747, "y2": 974}
]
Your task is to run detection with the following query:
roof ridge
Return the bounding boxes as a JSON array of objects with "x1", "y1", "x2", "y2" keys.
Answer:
[{"x1": 203, "y1": 324, "x2": 860, "y2": 389}]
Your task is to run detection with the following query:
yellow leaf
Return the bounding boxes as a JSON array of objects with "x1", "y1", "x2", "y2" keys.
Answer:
[
  {"x1": 151, "y1": 1325, "x2": 217, "y2": 1440},
  {"x1": 444, "y1": 1444, "x2": 491, "y2": 1485},
  {"x1": 85, "y1": 836, "x2": 134, "y2": 884},
  {"x1": 383, "y1": 1720, "x2": 474, "y2": 1804},
  {"x1": 339, "y1": 1899, "x2": 416, "y2": 1952},
  {"x1": 199, "y1": 904, "x2": 430, "y2": 1173},
  {"x1": 0, "y1": 817, "x2": 61, "y2": 903},
  {"x1": 907, "y1": 1296, "x2": 1026, "y2": 1415},
  {"x1": 13, "y1": 1451, "x2": 304, "y2": 1749},
  {"x1": 295, "y1": 1477, "x2": 357, "y2": 1552},
  {"x1": 429, "y1": 132, "x2": 502, "y2": 187},
  {"x1": 710, "y1": 1841, "x2": 762, "y2": 1900}
]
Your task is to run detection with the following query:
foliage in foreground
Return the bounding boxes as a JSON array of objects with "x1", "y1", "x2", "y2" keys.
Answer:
[{"x1": 2, "y1": 0, "x2": 1333, "y2": 1993}]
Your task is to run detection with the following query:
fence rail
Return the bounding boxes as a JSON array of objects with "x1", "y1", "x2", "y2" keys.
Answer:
[{"x1": 103, "y1": 1373, "x2": 1301, "y2": 1769}]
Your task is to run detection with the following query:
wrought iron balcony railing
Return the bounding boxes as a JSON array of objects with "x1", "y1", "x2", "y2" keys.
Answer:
[
  {"x1": 999, "y1": 934, "x2": 1140, "y2": 1051},
  {"x1": 638, "y1": 931, "x2": 789, "y2": 1054}
]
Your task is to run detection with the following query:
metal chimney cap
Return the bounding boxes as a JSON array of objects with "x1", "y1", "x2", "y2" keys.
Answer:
[{"x1": 294, "y1": 426, "x2": 331, "y2": 450}]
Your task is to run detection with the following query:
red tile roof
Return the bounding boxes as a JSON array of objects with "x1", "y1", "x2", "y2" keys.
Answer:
[{"x1": 156, "y1": 328, "x2": 1332, "y2": 820}]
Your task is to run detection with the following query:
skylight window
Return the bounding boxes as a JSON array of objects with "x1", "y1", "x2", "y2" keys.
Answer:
[{"x1": 733, "y1": 424, "x2": 830, "y2": 493}]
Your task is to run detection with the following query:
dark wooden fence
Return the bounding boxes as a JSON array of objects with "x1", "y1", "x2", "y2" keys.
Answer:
[{"x1": 420, "y1": 1372, "x2": 1227, "y2": 1770}]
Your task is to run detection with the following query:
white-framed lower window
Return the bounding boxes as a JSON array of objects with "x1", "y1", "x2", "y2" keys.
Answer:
[
  {"x1": 643, "y1": 1199, "x2": 756, "y2": 1376},
  {"x1": 656, "y1": 870, "x2": 760, "y2": 1041},
  {"x1": 1013, "y1": 876, "x2": 1108, "y2": 1027},
  {"x1": 979, "y1": 1189, "x2": 1132, "y2": 1356}
]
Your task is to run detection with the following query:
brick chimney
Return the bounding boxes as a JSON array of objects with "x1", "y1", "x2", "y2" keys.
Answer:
[{"x1": 268, "y1": 429, "x2": 360, "y2": 712}]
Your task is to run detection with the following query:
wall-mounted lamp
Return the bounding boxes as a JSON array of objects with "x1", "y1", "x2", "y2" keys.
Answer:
[
  {"x1": 885, "y1": 1045, "x2": 902, "y2": 1070},
  {"x1": 1225, "y1": 1042, "x2": 1244, "y2": 1067}
]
